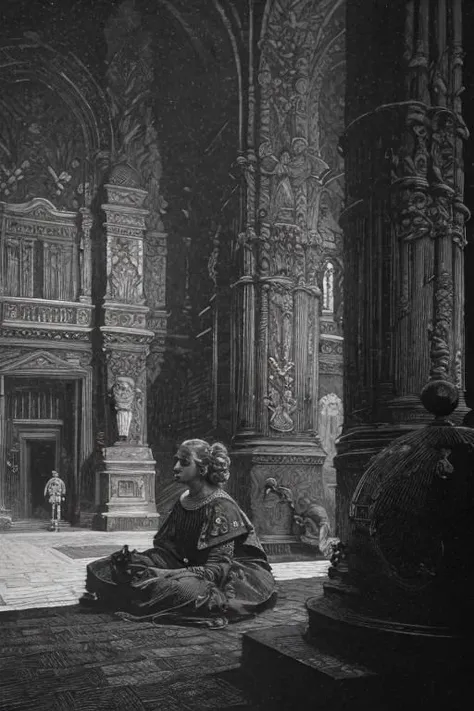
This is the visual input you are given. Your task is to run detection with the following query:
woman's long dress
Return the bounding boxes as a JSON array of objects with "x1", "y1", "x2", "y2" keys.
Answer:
[{"x1": 85, "y1": 489, "x2": 277, "y2": 628}]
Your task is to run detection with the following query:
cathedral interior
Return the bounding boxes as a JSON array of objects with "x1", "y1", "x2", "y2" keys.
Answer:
[{"x1": 0, "y1": 0, "x2": 473, "y2": 707}]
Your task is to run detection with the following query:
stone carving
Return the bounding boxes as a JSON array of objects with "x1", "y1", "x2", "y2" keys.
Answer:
[
  {"x1": 104, "y1": 0, "x2": 167, "y2": 416},
  {"x1": 320, "y1": 339, "x2": 343, "y2": 356},
  {"x1": 294, "y1": 495, "x2": 337, "y2": 557},
  {"x1": 112, "y1": 376, "x2": 137, "y2": 441},
  {"x1": 0, "y1": 327, "x2": 90, "y2": 342},
  {"x1": 129, "y1": 369, "x2": 145, "y2": 444},
  {"x1": 265, "y1": 356, "x2": 296, "y2": 433},
  {"x1": 104, "y1": 309, "x2": 146, "y2": 329},
  {"x1": 106, "y1": 348, "x2": 148, "y2": 444},
  {"x1": 454, "y1": 349, "x2": 463, "y2": 390},
  {"x1": 2, "y1": 301, "x2": 92, "y2": 327},
  {"x1": 263, "y1": 477, "x2": 338, "y2": 557},
  {"x1": 428, "y1": 270, "x2": 454, "y2": 382},
  {"x1": 0, "y1": 507, "x2": 12, "y2": 530},
  {"x1": 0, "y1": 349, "x2": 87, "y2": 374},
  {"x1": 108, "y1": 236, "x2": 143, "y2": 305},
  {"x1": 1, "y1": 198, "x2": 80, "y2": 302},
  {"x1": 319, "y1": 392, "x2": 343, "y2": 524},
  {"x1": 115, "y1": 478, "x2": 144, "y2": 498},
  {"x1": 317, "y1": 193, "x2": 344, "y2": 248},
  {"x1": 319, "y1": 394, "x2": 343, "y2": 462},
  {"x1": 0, "y1": 83, "x2": 87, "y2": 210},
  {"x1": 319, "y1": 360, "x2": 343, "y2": 375},
  {"x1": 145, "y1": 233, "x2": 167, "y2": 311},
  {"x1": 103, "y1": 331, "x2": 151, "y2": 346}
]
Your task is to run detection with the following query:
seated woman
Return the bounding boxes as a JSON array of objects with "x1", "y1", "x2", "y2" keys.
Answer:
[{"x1": 85, "y1": 439, "x2": 277, "y2": 628}]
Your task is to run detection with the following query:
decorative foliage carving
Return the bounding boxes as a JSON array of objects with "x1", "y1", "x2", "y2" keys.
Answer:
[
  {"x1": 320, "y1": 339, "x2": 343, "y2": 356},
  {"x1": 0, "y1": 83, "x2": 88, "y2": 210},
  {"x1": 0, "y1": 326, "x2": 90, "y2": 342},
  {"x1": 104, "y1": 309, "x2": 146, "y2": 329},
  {"x1": 264, "y1": 356, "x2": 296, "y2": 433},
  {"x1": 2, "y1": 300, "x2": 92, "y2": 327},
  {"x1": 106, "y1": 350, "x2": 144, "y2": 380},
  {"x1": 259, "y1": 0, "x2": 345, "y2": 252},
  {"x1": 269, "y1": 283, "x2": 293, "y2": 362},
  {"x1": 107, "y1": 236, "x2": 143, "y2": 305},
  {"x1": 105, "y1": 0, "x2": 168, "y2": 389},
  {"x1": 428, "y1": 270, "x2": 454, "y2": 381},
  {"x1": 144, "y1": 233, "x2": 167, "y2": 311}
]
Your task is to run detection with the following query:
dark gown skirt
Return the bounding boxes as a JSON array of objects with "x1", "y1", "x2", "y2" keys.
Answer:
[{"x1": 85, "y1": 493, "x2": 277, "y2": 628}]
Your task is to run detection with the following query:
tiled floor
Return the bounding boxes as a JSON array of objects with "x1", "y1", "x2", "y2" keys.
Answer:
[
  {"x1": 0, "y1": 529, "x2": 329, "y2": 710},
  {"x1": 0, "y1": 577, "x2": 324, "y2": 710},
  {"x1": 0, "y1": 529, "x2": 330, "y2": 611}
]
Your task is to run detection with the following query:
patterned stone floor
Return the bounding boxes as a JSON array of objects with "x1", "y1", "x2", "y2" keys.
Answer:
[
  {"x1": 0, "y1": 530, "x2": 328, "y2": 709},
  {"x1": 0, "y1": 529, "x2": 330, "y2": 610}
]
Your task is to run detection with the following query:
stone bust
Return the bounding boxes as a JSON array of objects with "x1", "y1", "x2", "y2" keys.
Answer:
[{"x1": 112, "y1": 376, "x2": 136, "y2": 441}]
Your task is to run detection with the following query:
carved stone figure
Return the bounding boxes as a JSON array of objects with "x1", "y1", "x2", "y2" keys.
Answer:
[
  {"x1": 294, "y1": 495, "x2": 338, "y2": 557},
  {"x1": 265, "y1": 356, "x2": 297, "y2": 432},
  {"x1": 263, "y1": 478, "x2": 339, "y2": 557},
  {"x1": 318, "y1": 194, "x2": 343, "y2": 246},
  {"x1": 44, "y1": 470, "x2": 66, "y2": 532},
  {"x1": 110, "y1": 244, "x2": 142, "y2": 304},
  {"x1": 265, "y1": 389, "x2": 297, "y2": 433},
  {"x1": 319, "y1": 393, "x2": 343, "y2": 462},
  {"x1": 112, "y1": 376, "x2": 136, "y2": 441}
]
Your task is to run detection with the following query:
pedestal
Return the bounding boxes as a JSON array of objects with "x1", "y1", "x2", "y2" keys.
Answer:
[
  {"x1": 241, "y1": 621, "x2": 466, "y2": 711},
  {"x1": 230, "y1": 437, "x2": 326, "y2": 554},
  {"x1": 93, "y1": 444, "x2": 160, "y2": 531},
  {"x1": 0, "y1": 508, "x2": 12, "y2": 530}
]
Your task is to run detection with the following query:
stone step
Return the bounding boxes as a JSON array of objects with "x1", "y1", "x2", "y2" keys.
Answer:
[
  {"x1": 1, "y1": 519, "x2": 74, "y2": 533},
  {"x1": 241, "y1": 624, "x2": 468, "y2": 710}
]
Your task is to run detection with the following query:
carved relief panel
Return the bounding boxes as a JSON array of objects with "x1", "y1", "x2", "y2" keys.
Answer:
[
  {"x1": 0, "y1": 198, "x2": 80, "y2": 303},
  {"x1": 106, "y1": 348, "x2": 147, "y2": 446}
]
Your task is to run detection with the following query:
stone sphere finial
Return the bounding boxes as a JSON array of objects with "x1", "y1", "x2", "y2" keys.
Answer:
[{"x1": 420, "y1": 379, "x2": 459, "y2": 418}]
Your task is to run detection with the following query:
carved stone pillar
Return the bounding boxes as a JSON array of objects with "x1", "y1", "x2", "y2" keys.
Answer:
[
  {"x1": 230, "y1": 0, "x2": 345, "y2": 551},
  {"x1": 145, "y1": 230, "x2": 168, "y2": 386},
  {"x1": 79, "y1": 207, "x2": 92, "y2": 303},
  {"x1": 336, "y1": 0, "x2": 469, "y2": 541},
  {"x1": 93, "y1": 171, "x2": 159, "y2": 531},
  {"x1": 0, "y1": 375, "x2": 12, "y2": 529}
]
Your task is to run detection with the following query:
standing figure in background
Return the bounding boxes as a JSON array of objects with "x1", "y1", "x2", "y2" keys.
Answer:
[{"x1": 44, "y1": 470, "x2": 66, "y2": 532}]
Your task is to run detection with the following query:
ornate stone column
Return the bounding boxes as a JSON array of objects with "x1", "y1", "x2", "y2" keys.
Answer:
[
  {"x1": 78, "y1": 207, "x2": 92, "y2": 303},
  {"x1": 336, "y1": 0, "x2": 469, "y2": 541},
  {"x1": 230, "y1": 0, "x2": 346, "y2": 551},
  {"x1": 93, "y1": 168, "x2": 159, "y2": 531}
]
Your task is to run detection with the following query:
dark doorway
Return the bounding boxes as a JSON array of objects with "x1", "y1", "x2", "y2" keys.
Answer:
[{"x1": 29, "y1": 441, "x2": 56, "y2": 518}]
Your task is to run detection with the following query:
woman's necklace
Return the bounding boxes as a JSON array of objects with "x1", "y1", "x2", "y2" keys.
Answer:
[{"x1": 180, "y1": 488, "x2": 227, "y2": 510}]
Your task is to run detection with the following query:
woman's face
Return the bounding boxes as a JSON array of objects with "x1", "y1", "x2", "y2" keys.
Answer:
[{"x1": 173, "y1": 447, "x2": 200, "y2": 484}]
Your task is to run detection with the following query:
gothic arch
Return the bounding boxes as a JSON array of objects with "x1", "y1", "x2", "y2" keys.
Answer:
[
  {"x1": 0, "y1": 36, "x2": 113, "y2": 163},
  {"x1": 147, "y1": 0, "x2": 245, "y2": 151}
]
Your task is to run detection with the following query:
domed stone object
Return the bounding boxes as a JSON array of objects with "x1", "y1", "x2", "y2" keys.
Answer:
[
  {"x1": 307, "y1": 379, "x2": 474, "y2": 645},
  {"x1": 420, "y1": 379, "x2": 459, "y2": 418},
  {"x1": 108, "y1": 162, "x2": 141, "y2": 189}
]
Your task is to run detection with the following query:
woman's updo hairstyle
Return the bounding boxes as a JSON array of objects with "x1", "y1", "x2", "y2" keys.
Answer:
[{"x1": 181, "y1": 439, "x2": 231, "y2": 487}]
